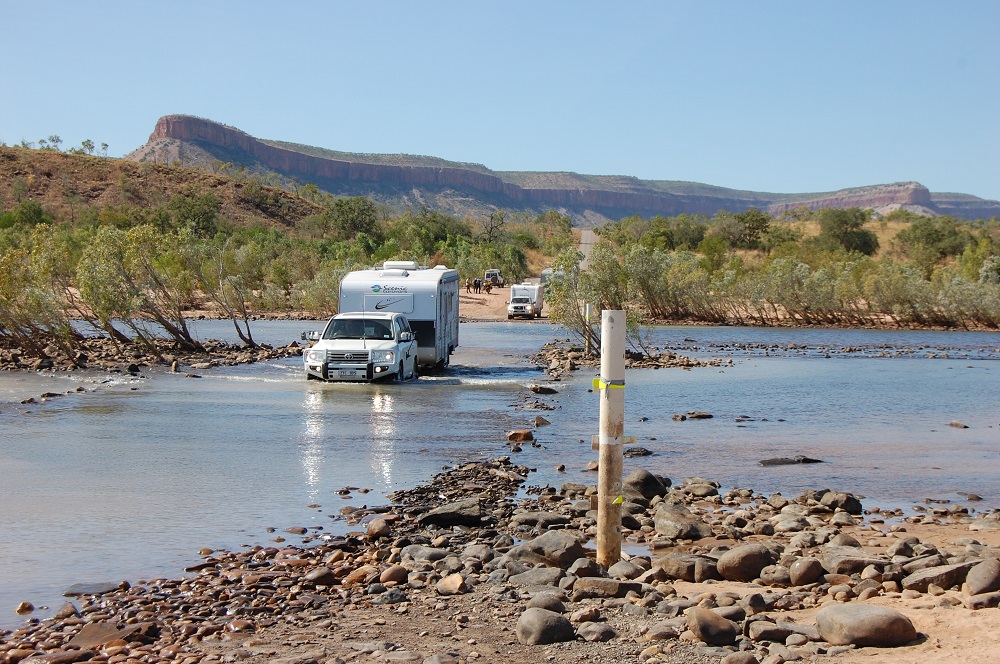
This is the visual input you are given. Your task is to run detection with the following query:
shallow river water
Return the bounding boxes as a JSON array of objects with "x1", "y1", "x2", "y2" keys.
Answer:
[{"x1": 1, "y1": 321, "x2": 998, "y2": 626}]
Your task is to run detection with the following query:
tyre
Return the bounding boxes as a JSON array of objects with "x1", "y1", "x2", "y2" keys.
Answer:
[{"x1": 395, "y1": 362, "x2": 404, "y2": 382}]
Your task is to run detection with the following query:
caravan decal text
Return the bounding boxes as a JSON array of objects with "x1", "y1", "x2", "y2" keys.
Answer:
[{"x1": 370, "y1": 285, "x2": 408, "y2": 294}]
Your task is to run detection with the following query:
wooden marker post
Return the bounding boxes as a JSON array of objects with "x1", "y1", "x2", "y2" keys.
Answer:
[{"x1": 596, "y1": 309, "x2": 625, "y2": 568}]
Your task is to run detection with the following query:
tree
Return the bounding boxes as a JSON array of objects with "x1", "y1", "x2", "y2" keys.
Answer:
[
  {"x1": 817, "y1": 208, "x2": 879, "y2": 256},
  {"x1": 80, "y1": 139, "x2": 95, "y2": 155},
  {"x1": 481, "y1": 209, "x2": 507, "y2": 244},
  {"x1": 734, "y1": 208, "x2": 772, "y2": 248}
]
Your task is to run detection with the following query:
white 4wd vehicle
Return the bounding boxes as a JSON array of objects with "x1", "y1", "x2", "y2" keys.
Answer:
[{"x1": 302, "y1": 312, "x2": 418, "y2": 382}]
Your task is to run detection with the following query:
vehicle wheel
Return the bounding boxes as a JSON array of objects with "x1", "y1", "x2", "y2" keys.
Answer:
[
  {"x1": 507, "y1": 314, "x2": 513, "y2": 320},
  {"x1": 395, "y1": 362, "x2": 404, "y2": 382}
]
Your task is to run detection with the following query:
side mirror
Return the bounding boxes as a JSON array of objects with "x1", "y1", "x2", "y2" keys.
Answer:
[
  {"x1": 301, "y1": 331, "x2": 320, "y2": 341},
  {"x1": 399, "y1": 331, "x2": 413, "y2": 342}
]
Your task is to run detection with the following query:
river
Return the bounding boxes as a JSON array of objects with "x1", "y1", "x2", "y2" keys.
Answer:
[{"x1": 1, "y1": 320, "x2": 998, "y2": 627}]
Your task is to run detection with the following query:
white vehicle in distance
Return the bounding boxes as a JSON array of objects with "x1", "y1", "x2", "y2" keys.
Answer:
[{"x1": 302, "y1": 312, "x2": 418, "y2": 382}]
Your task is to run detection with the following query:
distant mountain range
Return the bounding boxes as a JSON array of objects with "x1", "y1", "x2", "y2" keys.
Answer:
[{"x1": 126, "y1": 115, "x2": 1000, "y2": 224}]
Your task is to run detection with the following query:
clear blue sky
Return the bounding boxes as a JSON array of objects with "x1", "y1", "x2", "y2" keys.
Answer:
[{"x1": 3, "y1": 1, "x2": 998, "y2": 200}]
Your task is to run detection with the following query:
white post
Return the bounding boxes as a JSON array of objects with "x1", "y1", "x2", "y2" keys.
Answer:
[
  {"x1": 597, "y1": 309, "x2": 625, "y2": 568},
  {"x1": 584, "y1": 303, "x2": 592, "y2": 356}
]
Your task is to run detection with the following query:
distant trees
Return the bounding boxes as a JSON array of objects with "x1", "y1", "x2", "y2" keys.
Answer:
[{"x1": 817, "y1": 208, "x2": 879, "y2": 255}]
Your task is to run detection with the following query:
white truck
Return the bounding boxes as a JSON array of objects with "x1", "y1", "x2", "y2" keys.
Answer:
[
  {"x1": 507, "y1": 282, "x2": 544, "y2": 319},
  {"x1": 338, "y1": 261, "x2": 460, "y2": 368},
  {"x1": 302, "y1": 311, "x2": 418, "y2": 382}
]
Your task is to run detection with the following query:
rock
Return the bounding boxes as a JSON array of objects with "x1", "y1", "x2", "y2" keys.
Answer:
[
  {"x1": 510, "y1": 511, "x2": 570, "y2": 528},
  {"x1": 63, "y1": 582, "x2": 120, "y2": 597},
  {"x1": 721, "y1": 653, "x2": 760, "y2": 664},
  {"x1": 515, "y1": 607, "x2": 576, "y2": 645},
  {"x1": 567, "y1": 557, "x2": 606, "y2": 578},
  {"x1": 820, "y1": 546, "x2": 888, "y2": 575},
  {"x1": 717, "y1": 544, "x2": 775, "y2": 582},
  {"x1": 530, "y1": 384, "x2": 558, "y2": 395},
  {"x1": 901, "y1": 561, "x2": 977, "y2": 592},
  {"x1": 759, "y1": 455, "x2": 824, "y2": 466},
  {"x1": 608, "y1": 559, "x2": 645, "y2": 580},
  {"x1": 654, "y1": 503, "x2": 713, "y2": 540},
  {"x1": 820, "y1": 491, "x2": 863, "y2": 515},
  {"x1": 401, "y1": 545, "x2": 451, "y2": 563},
  {"x1": 527, "y1": 593, "x2": 566, "y2": 613},
  {"x1": 507, "y1": 429, "x2": 534, "y2": 442},
  {"x1": 573, "y1": 578, "x2": 642, "y2": 599},
  {"x1": 435, "y1": 573, "x2": 468, "y2": 595},
  {"x1": 68, "y1": 622, "x2": 149, "y2": 648},
  {"x1": 624, "y1": 468, "x2": 670, "y2": 500},
  {"x1": 789, "y1": 557, "x2": 825, "y2": 586},
  {"x1": 967, "y1": 558, "x2": 1000, "y2": 596},
  {"x1": 685, "y1": 411, "x2": 714, "y2": 419},
  {"x1": 509, "y1": 567, "x2": 564, "y2": 587},
  {"x1": 686, "y1": 607, "x2": 739, "y2": 646},
  {"x1": 504, "y1": 530, "x2": 587, "y2": 568},
  {"x1": 965, "y1": 591, "x2": 1000, "y2": 609},
  {"x1": 815, "y1": 604, "x2": 917, "y2": 647},
  {"x1": 15, "y1": 601, "x2": 34, "y2": 614},
  {"x1": 758, "y1": 565, "x2": 792, "y2": 587},
  {"x1": 577, "y1": 621, "x2": 618, "y2": 642},
  {"x1": 949, "y1": 420, "x2": 969, "y2": 429},
  {"x1": 654, "y1": 553, "x2": 721, "y2": 582},
  {"x1": 534, "y1": 415, "x2": 551, "y2": 427},
  {"x1": 366, "y1": 517, "x2": 391, "y2": 539},
  {"x1": 304, "y1": 566, "x2": 338, "y2": 586},
  {"x1": 417, "y1": 498, "x2": 482, "y2": 527},
  {"x1": 380, "y1": 565, "x2": 409, "y2": 584}
]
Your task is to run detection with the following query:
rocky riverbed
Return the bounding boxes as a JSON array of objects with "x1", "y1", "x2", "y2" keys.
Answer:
[{"x1": 5, "y1": 448, "x2": 1000, "y2": 664}]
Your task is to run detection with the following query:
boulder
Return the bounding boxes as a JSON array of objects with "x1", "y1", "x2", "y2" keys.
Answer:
[
  {"x1": 505, "y1": 530, "x2": 587, "y2": 568},
  {"x1": 686, "y1": 607, "x2": 738, "y2": 646},
  {"x1": 716, "y1": 544, "x2": 774, "y2": 582},
  {"x1": 515, "y1": 608, "x2": 576, "y2": 645},
  {"x1": 965, "y1": 558, "x2": 1000, "y2": 596},
  {"x1": 573, "y1": 578, "x2": 642, "y2": 599},
  {"x1": 417, "y1": 498, "x2": 482, "y2": 527},
  {"x1": 901, "y1": 561, "x2": 977, "y2": 593},
  {"x1": 577, "y1": 621, "x2": 618, "y2": 642},
  {"x1": 815, "y1": 605, "x2": 917, "y2": 647},
  {"x1": 789, "y1": 557, "x2": 825, "y2": 586},
  {"x1": 624, "y1": 468, "x2": 669, "y2": 500},
  {"x1": 654, "y1": 503, "x2": 713, "y2": 540},
  {"x1": 654, "y1": 553, "x2": 720, "y2": 582}
]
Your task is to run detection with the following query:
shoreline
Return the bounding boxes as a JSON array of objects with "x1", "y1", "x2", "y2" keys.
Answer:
[{"x1": 4, "y1": 456, "x2": 1000, "y2": 663}]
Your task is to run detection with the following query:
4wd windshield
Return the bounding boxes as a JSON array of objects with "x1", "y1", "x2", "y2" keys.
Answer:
[
  {"x1": 511, "y1": 297, "x2": 530, "y2": 304},
  {"x1": 322, "y1": 319, "x2": 394, "y2": 340}
]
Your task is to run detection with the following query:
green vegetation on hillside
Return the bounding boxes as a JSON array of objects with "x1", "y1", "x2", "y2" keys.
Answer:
[{"x1": 0, "y1": 147, "x2": 575, "y2": 355}]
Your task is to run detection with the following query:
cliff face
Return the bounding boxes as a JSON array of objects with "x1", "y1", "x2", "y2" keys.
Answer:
[{"x1": 138, "y1": 115, "x2": 997, "y2": 222}]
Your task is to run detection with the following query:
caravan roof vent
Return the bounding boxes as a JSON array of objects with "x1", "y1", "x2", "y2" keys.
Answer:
[{"x1": 382, "y1": 261, "x2": 420, "y2": 271}]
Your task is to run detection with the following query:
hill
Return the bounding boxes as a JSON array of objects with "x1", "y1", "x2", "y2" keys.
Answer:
[
  {"x1": 125, "y1": 114, "x2": 1000, "y2": 224},
  {"x1": 0, "y1": 144, "x2": 322, "y2": 228}
]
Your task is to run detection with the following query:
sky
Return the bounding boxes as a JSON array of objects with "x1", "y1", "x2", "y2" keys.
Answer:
[{"x1": 2, "y1": 1, "x2": 998, "y2": 200}]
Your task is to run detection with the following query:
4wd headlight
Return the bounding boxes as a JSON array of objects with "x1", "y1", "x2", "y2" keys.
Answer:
[
  {"x1": 372, "y1": 350, "x2": 395, "y2": 364},
  {"x1": 305, "y1": 349, "x2": 324, "y2": 363}
]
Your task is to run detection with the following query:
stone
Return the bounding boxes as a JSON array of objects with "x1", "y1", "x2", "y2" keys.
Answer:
[
  {"x1": 608, "y1": 559, "x2": 645, "y2": 580},
  {"x1": 655, "y1": 553, "x2": 721, "y2": 582},
  {"x1": 504, "y1": 530, "x2": 587, "y2": 568},
  {"x1": 435, "y1": 573, "x2": 468, "y2": 595},
  {"x1": 624, "y1": 468, "x2": 669, "y2": 500},
  {"x1": 304, "y1": 566, "x2": 338, "y2": 586},
  {"x1": 901, "y1": 561, "x2": 977, "y2": 593},
  {"x1": 509, "y1": 567, "x2": 564, "y2": 587},
  {"x1": 527, "y1": 592, "x2": 566, "y2": 612},
  {"x1": 686, "y1": 607, "x2": 739, "y2": 646},
  {"x1": 63, "y1": 582, "x2": 120, "y2": 597},
  {"x1": 820, "y1": 546, "x2": 888, "y2": 575},
  {"x1": 510, "y1": 511, "x2": 570, "y2": 528},
  {"x1": 515, "y1": 607, "x2": 576, "y2": 645},
  {"x1": 530, "y1": 384, "x2": 558, "y2": 394},
  {"x1": 577, "y1": 621, "x2": 618, "y2": 642},
  {"x1": 573, "y1": 577, "x2": 642, "y2": 599},
  {"x1": 417, "y1": 498, "x2": 482, "y2": 527},
  {"x1": 401, "y1": 545, "x2": 451, "y2": 562},
  {"x1": 717, "y1": 544, "x2": 774, "y2": 582},
  {"x1": 654, "y1": 503, "x2": 713, "y2": 540},
  {"x1": 965, "y1": 558, "x2": 1000, "y2": 596},
  {"x1": 68, "y1": 622, "x2": 147, "y2": 648},
  {"x1": 789, "y1": 557, "x2": 825, "y2": 586},
  {"x1": 380, "y1": 565, "x2": 409, "y2": 584},
  {"x1": 366, "y1": 517, "x2": 391, "y2": 539},
  {"x1": 758, "y1": 564, "x2": 792, "y2": 587},
  {"x1": 815, "y1": 604, "x2": 917, "y2": 647},
  {"x1": 721, "y1": 653, "x2": 760, "y2": 664},
  {"x1": 507, "y1": 429, "x2": 534, "y2": 442}
]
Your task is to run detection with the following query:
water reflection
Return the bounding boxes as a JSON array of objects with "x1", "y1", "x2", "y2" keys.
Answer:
[
  {"x1": 369, "y1": 390, "x2": 396, "y2": 488},
  {"x1": 300, "y1": 390, "x2": 325, "y2": 500}
]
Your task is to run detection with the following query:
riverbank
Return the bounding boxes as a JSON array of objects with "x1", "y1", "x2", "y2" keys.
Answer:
[{"x1": 4, "y1": 454, "x2": 1000, "y2": 664}]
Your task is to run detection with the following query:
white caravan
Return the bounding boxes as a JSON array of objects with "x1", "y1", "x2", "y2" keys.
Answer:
[
  {"x1": 339, "y1": 261, "x2": 460, "y2": 368},
  {"x1": 507, "y1": 283, "x2": 544, "y2": 319}
]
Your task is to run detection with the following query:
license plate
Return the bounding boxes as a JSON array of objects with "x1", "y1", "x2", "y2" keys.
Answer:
[{"x1": 338, "y1": 369, "x2": 361, "y2": 378}]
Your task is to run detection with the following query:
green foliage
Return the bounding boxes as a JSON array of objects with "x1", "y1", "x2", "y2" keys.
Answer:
[
  {"x1": 167, "y1": 188, "x2": 221, "y2": 238},
  {"x1": 817, "y1": 208, "x2": 879, "y2": 255}
]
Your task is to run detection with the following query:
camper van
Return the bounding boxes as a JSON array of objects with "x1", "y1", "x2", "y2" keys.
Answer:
[
  {"x1": 507, "y1": 283, "x2": 544, "y2": 319},
  {"x1": 338, "y1": 261, "x2": 460, "y2": 368}
]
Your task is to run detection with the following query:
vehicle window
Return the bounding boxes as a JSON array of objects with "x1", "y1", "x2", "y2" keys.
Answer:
[{"x1": 364, "y1": 321, "x2": 392, "y2": 340}]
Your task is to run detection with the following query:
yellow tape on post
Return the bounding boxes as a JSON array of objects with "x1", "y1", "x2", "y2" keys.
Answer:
[{"x1": 592, "y1": 378, "x2": 626, "y2": 392}]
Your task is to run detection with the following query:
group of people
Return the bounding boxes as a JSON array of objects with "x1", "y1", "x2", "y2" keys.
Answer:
[{"x1": 465, "y1": 277, "x2": 492, "y2": 294}]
